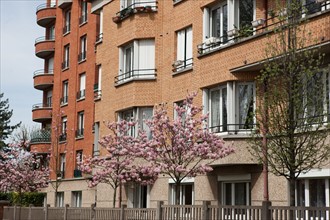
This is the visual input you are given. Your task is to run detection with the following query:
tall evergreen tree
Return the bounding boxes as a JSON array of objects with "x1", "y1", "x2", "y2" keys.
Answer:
[{"x1": 0, "y1": 93, "x2": 21, "y2": 150}]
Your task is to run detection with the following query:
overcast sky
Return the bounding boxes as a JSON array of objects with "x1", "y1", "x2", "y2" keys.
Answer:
[{"x1": 0, "y1": 0, "x2": 44, "y2": 128}]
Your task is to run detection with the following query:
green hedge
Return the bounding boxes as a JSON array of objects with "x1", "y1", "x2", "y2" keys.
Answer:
[{"x1": 0, "y1": 192, "x2": 45, "y2": 207}]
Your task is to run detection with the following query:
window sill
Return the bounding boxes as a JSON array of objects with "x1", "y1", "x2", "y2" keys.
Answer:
[
  {"x1": 76, "y1": 97, "x2": 85, "y2": 102},
  {"x1": 173, "y1": 0, "x2": 186, "y2": 6},
  {"x1": 172, "y1": 66, "x2": 193, "y2": 76},
  {"x1": 63, "y1": 31, "x2": 70, "y2": 36},
  {"x1": 62, "y1": 66, "x2": 69, "y2": 72},
  {"x1": 78, "y1": 58, "x2": 86, "y2": 64},
  {"x1": 95, "y1": 38, "x2": 103, "y2": 46},
  {"x1": 75, "y1": 136, "x2": 84, "y2": 140},
  {"x1": 79, "y1": 20, "x2": 88, "y2": 27}
]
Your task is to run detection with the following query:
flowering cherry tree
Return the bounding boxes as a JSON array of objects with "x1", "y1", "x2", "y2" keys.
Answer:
[
  {"x1": 144, "y1": 92, "x2": 234, "y2": 204},
  {"x1": 0, "y1": 144, "x2": 49, "y2": 204},
  {"x1": 79, "y1": 120, "x2": 158, "y2": 208}
]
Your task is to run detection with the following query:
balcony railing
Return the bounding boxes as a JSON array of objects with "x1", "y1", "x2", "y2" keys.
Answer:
[
  {"x1": 78, "y1": 52, "x2": 86, "y2": 62},
  {"x1": 62, "y1": 60, "x2": 69, "y2": 70},
  {"x1": 79, "y1": 14, "x2": 88, "y2": 25},
  {"x1": 32, "y1": 102, "x2": 52, "y2": 110},
  {"x1": 197, "y1": 1, "x2": 330, "y2": 56},
  {"x1": 63, "y1": 25, "x2": 70, "y2": 35},
  {"x1": 36, "y1": 3, "x2": 56, "y2": 12},
  {"x1": 59, "y1": 133, "x2": 67, "y2": 142},
  {"x1": 60, "y1": 96, "x2": 69, "y2": 105},
  {"x1": 76, "y1": 129, "x2": 84, "y2": 138},
  {"x1": 172, "y1": 58, "x2": 193, "y2": 73},
  {"x1": 76, "y1": 90, "x2": 86, "y2": 100},
  {"x1": 31, "y1": 129, "x2": 51, "y2": 144},
  {"x1": 115, "y1": 69, "x2": 157, "y2": 85},
  {"x1": 113, "y1": 1, "x2": 157, "y2": 23},
  {"x1": 33, "y1": 69, "x2": 54, "y2": 76},
  {"x1": 209, "y1": 123, "x2": 257, "y2": 135},
  {"x1": 35, "y1": 35, "x2": 55, "y2": 44}
]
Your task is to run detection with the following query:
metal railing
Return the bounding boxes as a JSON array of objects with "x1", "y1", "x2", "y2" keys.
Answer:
[
  {"x1": 197, "y1": 1, "x2": 330, "y2": 55},
  {"x1": 78, "y1": 51, "x2": 86, "y2": 62},
  {"x1": 31, "y1": 129, "x2": 51, "y2": 144},
  {"x1": 32, "y1": 103, "x2": 52, "y2": 110},
  {"x1": 35, "y1": 36, "x2": 55, "y2": 44},
  {"x1": 76, "y1": 129, "x2": 84, "y2": 138},
  {"x1": 114, "y1": 1, "x2": 157, "y2": 22},
  {"x1": 77, "y1": 90, "x2": 86, "y2": 100},
  {"x1": 209, "y1": 123, "x2": 257, "y2": 134},
  {"x1": 115, "y1": 69, "x2": 157, "y2": 85},
  {"x1": 33, "y1": 69, "x2": 54, "y2": 76},
  {"x1": 36, "y1": 3, "x2": 56, "y2": 12},
  {"x1": 172, "y1": 58, "x2": 193, "y2": 72}
]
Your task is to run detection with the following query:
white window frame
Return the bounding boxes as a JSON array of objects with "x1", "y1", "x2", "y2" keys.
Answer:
[
  {"x1": 208, "y1": 86, "x2": 228, "y2": 133},
  {"x1": 168, "y1": 178, "x2": 195, "y2": 205},
  {"x1": 60, "y1": 153, "x2": 66, "y2": 177},
  {"x1": 63, "y1": 44, "x2": 70, "y2": 69},
  {"x1": 77, "y1": 111, "x2": 84, "y2": 137},
  {"x1": 56, "y1": 192, "x2": 64, "y2": 207},
  {"x1": 72, "y1": 191, "x2": 82, "y2": 207},
  {"x1": 64, "y1": 9, "x2": 71, "y2": 34},
  {"x1": 62, "y1": 81, "x2": 69, "y2": 104},
  {"x1": 175, "y1": 26, "x2": 193, "y2": 71},
  {"x1": 79, "y1": 35, "x2": 87, "y2": 62},
  {"x1": 80, "y1": 0, "x2": 88, "y2": 23},
  {"x1": 78, "y1": 73, "x2": 86, "y2": 99}
]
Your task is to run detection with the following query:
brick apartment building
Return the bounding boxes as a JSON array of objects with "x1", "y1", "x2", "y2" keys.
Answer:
[{"x1": 31, "y1": 0, "x2": 330, "y2": 208}]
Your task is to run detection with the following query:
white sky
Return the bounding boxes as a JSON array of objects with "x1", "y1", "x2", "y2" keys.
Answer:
[{"x1": 0, "y1": 0, "x2": 44, "y2": 128}]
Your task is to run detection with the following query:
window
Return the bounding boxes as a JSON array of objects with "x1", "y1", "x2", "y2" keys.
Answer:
[
  {"x1": 77, "y1": 73, "x2": 86, "y2": 100},
  {"x1": 209, "y1": 86, "x2": 227, "y2": 132},
  {"x1": 237, "y1": 83, "x2": 255, "y2": 129},
  {"x1": 221, "y1": 182, "x2": 250, "y2": 205},
  {"x1": 46, "y1": 90, "x2": 52, "y2": 107},
  {"x1": 120, "y1": 0, "x2": 156, "y2": 10},
  {"x1": 119, "y1": 107, "x2": 153, "y2": 138},
  {"x1": 80, "y1": 0, "x2": 88, "y2": 24},
  {"x1": 63, "y1": 9, "x2": 71, "y2": 34},
  {"x1": 61, "y1": 80, "x2": 69, "y2": 105},
  {"x1": 174, "y1": 26, "x2": 193, "y2": 72},
  {"x1": 300, "y1": 0, "x2": 330, "y2": 16},
  {"x1": 169, "y1": 183, "x2": 194, "y2": 205},
  {"x1": 56, "y1": 192, "x2": 64, "y2": 207},
  {"x1": 78, "y1": 35, "x2": 87, "y2": 62},
  {"x1": 62, "y1": 44, "x2": 70, "y2": 70},
  {"x1": 74, "y1": 150, "x2": 83, "y2": 177},
  {"x1": 60, "y1": 116, "x2": 67, "y2": 142},
  {"x1": 93, "y1": 122, "x2": 100, "y2": 156},
  {"x1": 94, "y1": 65, "x2": 102, "y2": 99},
  {"x1": 204, "y1": 81, "x2": 255, "y2": 134},
  {"x1": 77, "y1": 111, "x2": 84, "y2": 138},
  {"x1": 297, "y1": 178, "x2": 330, "y2": 207},
  {"x1": 117, "y1": 39, "x2": 155, "y2": 84},
  {"x1": 47, "y1": 57, "x2": 54, "y2": 73},
  {"x1": 59, "y1": 153, "x2": 66, "y2": 178},
  {"x1": 202, "y1": 0, "x2": 255, "y2": 46},
  {"x1": 128, "y1": 184, "x2": 148, "y2": 208},
  {"x1": 96, "y1": 9, "x2": 103, "y2": 43},
  {"x1": 72, "y1": 191, "x2": 82, "y2": 207},
  {"x1": 49, "y1": 25, "x2": 55, "y2": 40}
]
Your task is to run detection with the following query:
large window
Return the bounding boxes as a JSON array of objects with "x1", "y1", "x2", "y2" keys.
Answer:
[
  {"x1": 221, "y1": 182, "x2": 250, "y2": 205},
  {"x1": 119, "y1": 107, "x2": 153, "y2": 138},
  {"x1": 297, "y1": 178, "x2": 330, "y2": 207},
  {"x1": 204, "y1": 82, "x2": 255, "y2": 134},
  {"x1": 169, "y1": 183, "x2": 194, "y2": 205},
  {"x1": 118, "y1": 39, "x2": 155, "y2": 84},
  {"x1": 80, "y1": 0, "x2": 88, "y2": 24},
  {"x1": 174, "y1": 26, "x2": 193, "y2": 72},
  {"x1": 63, "y1": 9, "x2": 71, "y2": 34},
  {"x1": 210, "y1": 2, "x2": 228, "y2": 42}
]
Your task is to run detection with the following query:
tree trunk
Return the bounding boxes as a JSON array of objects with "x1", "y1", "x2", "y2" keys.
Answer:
[
  {"x1": 175, "y1": 182, "x2": 181, "y2": 205},
  {"x1": 119, "y1": 182, "x2": 122, "y2": 208},
  {"x1": 113, "y1": 186, "x2": 117, "y2": 208}
]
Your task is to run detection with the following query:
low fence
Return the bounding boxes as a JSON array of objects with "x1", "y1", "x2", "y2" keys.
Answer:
[{"x1": 2, "y1": 202, "x2": 330, "y2": 220}]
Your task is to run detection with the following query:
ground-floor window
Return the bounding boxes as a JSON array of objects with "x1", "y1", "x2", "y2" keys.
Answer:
[
  {"x1": 296, "y1": 178, "x2": 330, "y2": 207},
  {"x1": 56, "y1": 192, "x2": 64, "y2": 207},
  {"x1": 220, "y1": 182, "x2": 251, "y2": 205},
  {"x1": 72, "y1": 191, "x2": 82, "y2": 207},
  {"x1": 169, "y1": 183, "x2": 194, "y2": 205}
]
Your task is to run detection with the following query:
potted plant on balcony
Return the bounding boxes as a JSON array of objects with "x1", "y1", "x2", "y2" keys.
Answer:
[
  {"x1": 144, "y1": 5, "x2": 153, "y2": 12},
  {"x1": 227, "y1": 28, "x2": 238, "y2": 37},
  {"x1": 251, "y1": 18, "x2": 265, "y2": 28}
]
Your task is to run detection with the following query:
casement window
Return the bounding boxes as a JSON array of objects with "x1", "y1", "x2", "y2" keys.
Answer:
[
  {"x1": 60, "y1": 153, "x2": 66, "y2": 178},
  {"x1": 96, "y1": 9, "x2": 103, "y2": 43},
  {"x1": 47, "y1": 57, "x2": 54, "y2": 73},
  {"x1": 63, "y1": 9, "x2": 71, "y2": 34},
  {"x1": 46, "y1": 90, "x2": 52, "y2": 107},
  {"x1": 218, "y1": 174, "x2": 251, "y2": 206},
  {"x1": 203, "y1": 81, "x2": 255, "y2": 134},
  {"x1": 49, "y1": 25, "x2": 55, "y2": 40},
  {"x1": 93, "y1": 122, "x2": 100, "y2": 156},
  {"x1": 127, "y1": 184, "x2": 149, "y2": 208},
  {"x1": 77, "y1": 73, "x2": 86, "y2": 100},
  {"x1": 61, "y1": 116, "x2": 67, "y2": 141},
  {"x1": 169, "y1": 183, "x2": 194, "y2": 205},
  {"x1": 56, "y1": 192, "x2": 64, "y2": 207},
  {"x1": 119, "y1": 107, "x2": 153, "y2": 138},
  {"x1": 120, "y1": 0, "x2": 156, "y2": 9},
  {"x1": 78, "y1": 35, "x2": 87, "y2": 62},
  {"x1": 202, "y1": 0, "x2": 255, "y2": 45},
  {"x1": 94, "y1": 65, "x2": 102, "y2": 99},
  {"x1": 72, "y1": 191, "x2": 82, "y2": 207},
  {"x1": 296, "y1": 169, "x2": 330, "y2": 207},
  {"x1": 77, "y1": 111, "x2": 84, "y2": 138},
  {"x1": 174, "y1": 26, "x2": 193, "y2": 72},
  {"x1": 80, "y1": 0, "x2": 88, "y2": 24},
  {"x1": 62, "y1": 44, "x2": 70, "y2": 70},
  {"x1": 61, "y1": 80, "x2": 69, "y2": 105},
  {"x1": 76, "y1": 150, "x2": 83, "y2": 169},
  {"x1": 118, "y1": 39, "x2": 155, "y2": 84}
]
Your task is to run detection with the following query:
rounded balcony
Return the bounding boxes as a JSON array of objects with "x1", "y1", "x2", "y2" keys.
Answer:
[
  {"x1": 33, "y1": 69, "x2": 54, "y2": 90},
  {"x1": 36, "y1": 3, "x2": 56, "y2": 27},
  {"x1": 35, "y1": 36, "x2": 55, "y2": 59},
  {"x1": 30, "y1": 129, "x2": 51, "y2": 153},
  {"x1": 32, "y1": 103, "x2": 52, "y2": 123}
]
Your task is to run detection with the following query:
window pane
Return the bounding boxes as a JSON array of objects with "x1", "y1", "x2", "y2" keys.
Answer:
[
  {"x1": 211, "y1": 8, "x2": 221, "y2": 38},
  {"x1": 222, "y1": 4, "x2": 228, "y2": 42},
  {"x1": 210, "y1": 89, "x2": 220, "y2": 130},
  {"x1": 296, "y1": 179, "x2": 305, "y2": 206},
  {"x1": 309, "y1": 179, "x2": 326, "y2": 207},
  {"x1": 183, "y1": 185, "x2": 193, "y2": 205},
  {"x1": 239, "y1": 0, "x2": 253, "y2": 28},
  {"x1": 235, "y1": 183, "x2": 247, "y2": 205},
  {"x1": 238, "y1": 84, "x2": 254, "y2": 129},
  {"x1": 224, "y1": 183, "x2": 232, "y2": 205},
  {"x1": 222, "y1": 88, "x2": 228, "y2": 131}
]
